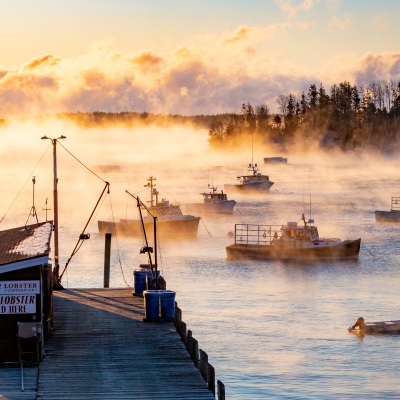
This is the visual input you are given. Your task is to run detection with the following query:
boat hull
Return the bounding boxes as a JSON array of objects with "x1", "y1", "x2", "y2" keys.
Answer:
[
  {"x1": 226, "y1": 239, "x2": 361, "y2": 261},
  {"x1": 185, "y1": 200, "x2": 236, "y2": 213},
  {"x1": 98, "y1": 217, "x2": 200, "y2": 237},
  {"x1": 224, "y1": 181, "x2": 274, "y2": 193},
  {"x1": 348, "y1": 320, "x2": 400, "y2": 334},
  {"x1": 375, "y1": 210, "x2": 400, "y2": 222}
]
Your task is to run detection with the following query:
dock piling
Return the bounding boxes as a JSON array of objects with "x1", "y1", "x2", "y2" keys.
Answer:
[{"x1": 103, "y1": 233, "x2": 111, "y2": 288}]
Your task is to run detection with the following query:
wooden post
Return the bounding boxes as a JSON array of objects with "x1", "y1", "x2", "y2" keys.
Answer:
[
  {"x1": 208, "y1": 363, "x2": 215, "y2": 395},
  {"x1": 217, "y1": 380, "x2": 225, "y2": 400},
  {"x1": 103, "y1": 233, "x2": 111, "y2": 288},
  {"x1": 199, "y1": 349, "x2": 208, "y2": 382}
]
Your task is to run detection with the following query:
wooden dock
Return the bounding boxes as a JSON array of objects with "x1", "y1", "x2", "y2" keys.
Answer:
[{"x1": 0, "y1": 288, "x2": 216, "y2": 399}]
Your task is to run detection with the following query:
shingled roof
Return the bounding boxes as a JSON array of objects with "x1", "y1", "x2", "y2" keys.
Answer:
[{"x1": 0, "y1": 221, "x2": 53, "y2": 272}]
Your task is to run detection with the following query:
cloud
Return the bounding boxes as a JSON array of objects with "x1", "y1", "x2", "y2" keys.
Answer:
[
  {"x1": 329, "y1": 14, "x2": 351, "y2": 30},
  {"x1": 223, "y1": 27, "x2": 253, "y2": 44},
  {"x1": 369, "y1": 12, "x2": 387, "y2": 32},
  {"x1": 275, "y1": 0, "x2": 320, "y2": 17},
  {"x1": 23, "y1": 55, "x2": 61, "y2": 71},
  {"x1": 353, "y1": 52, "x2": 400, "y2": 84},
  {"x1": 317, "y1": 51, "x2": 400, "y2": 88},
  {"x1": 1, "y1": 27, "x2": 400, "y2": 119}
]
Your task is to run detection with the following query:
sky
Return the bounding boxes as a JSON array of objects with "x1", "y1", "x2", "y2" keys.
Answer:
[{"x1": 1, "y1": 0, "x2": 400, "y2": 117}]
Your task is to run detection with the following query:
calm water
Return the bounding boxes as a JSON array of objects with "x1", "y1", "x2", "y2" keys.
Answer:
[{"x1": 3, "y1": 151, "x2": 400, "y2": 399}]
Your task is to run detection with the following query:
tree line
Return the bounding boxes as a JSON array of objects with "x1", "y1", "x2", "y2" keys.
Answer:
[{"x1": 208, "y1": 80, "x2": 400, "y2": 153}]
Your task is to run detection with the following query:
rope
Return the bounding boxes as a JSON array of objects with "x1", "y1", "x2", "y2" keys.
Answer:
[
  {"x1": 108, "y1": 192, "x2": 130, "y2": 288},
  {"x1": 200, "y1": 217, "x2": 212, "y2": 237},
  {"x1": 59, "y1": 182, "x2": 109, "y2": 282},
  {"x1": 0, "y1": 143, "x2": 51, "y2": 224},
  {"x1": 57, "y1": 141, "x2": 107, "y2": 183},
  {"x1": 361, "y1": 243, "x2": 375, "y2": 257},
  {"x1": 157, "y1": 183, "x2": 180, "y2": 204}
]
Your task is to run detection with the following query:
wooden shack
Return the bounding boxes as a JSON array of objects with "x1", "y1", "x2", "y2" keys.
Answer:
[{"x1": 0, "y1": 221, "x2": 53, "y2": 363}]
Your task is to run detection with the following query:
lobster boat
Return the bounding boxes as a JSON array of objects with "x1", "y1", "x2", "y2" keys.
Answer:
[{"x1": 226, "y1": 214, "x2": 361, "y2": 261}]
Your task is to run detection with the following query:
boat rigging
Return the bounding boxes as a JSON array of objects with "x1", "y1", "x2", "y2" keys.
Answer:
[{"x1": 127, "y1": 192, "x2": 160, "y2": 291}]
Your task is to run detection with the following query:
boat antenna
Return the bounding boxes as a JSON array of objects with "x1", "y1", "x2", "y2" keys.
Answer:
[
  {"x1": 251, "y1": 131, "x2": 254, "y2": 167},
  {"x1": 25, "y1": 176, "x2": 39, "y2": 226},
  {"x1": 42, "y1": 198, "x2": 51, "y2": 222},
  {"x1": 144, "y1": 176, "x2": 157, "y2": 207},
  {"x1": 309, "y1": 172, "x2": 312, "y2": 221}
]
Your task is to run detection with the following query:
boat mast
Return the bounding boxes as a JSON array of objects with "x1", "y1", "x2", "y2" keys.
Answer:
[
  {"x1": 249, "y1": 131, "x2": 258, "y2": 175},
  {"x1": 145, "y1": 176, "x2": 158, "y2": 207}
]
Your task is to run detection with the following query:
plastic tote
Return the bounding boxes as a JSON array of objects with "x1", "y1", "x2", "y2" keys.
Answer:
[
  {"x1": 143, "y1": 290, "x2": 161, "y2": 319},
  {"x1": 145, "y1": 270, "x2": 161, "y2": 290},
  {"x1": 143, "y1": 290, "x2": 176, "y2": 320},
  {"x1": 160, "y1": 290, "x2": 176, "y2": 319},
  {"x1": 134, "y1": 269, "x2": 161, "y2": 294},
  {"x1": 133, "y1": 270, "x2": 148, "y2": 295}
]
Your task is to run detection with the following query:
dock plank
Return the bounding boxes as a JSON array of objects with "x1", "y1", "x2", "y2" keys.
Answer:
[{"x1": 0, "y1": 288, "x2": 215, "y2": 400}]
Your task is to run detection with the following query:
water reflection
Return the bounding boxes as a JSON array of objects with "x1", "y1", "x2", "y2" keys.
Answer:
[{"x1": 1, "y1": 121, "x2": 400, "y2": 398}]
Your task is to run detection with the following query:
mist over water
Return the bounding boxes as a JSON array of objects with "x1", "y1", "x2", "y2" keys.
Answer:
[{"x1": 1, "y1": 119, "x2": 400, "y2": 399}]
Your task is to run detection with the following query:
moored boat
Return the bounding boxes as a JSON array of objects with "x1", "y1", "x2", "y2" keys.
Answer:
[
  {"x1": 348, "y1": 317, "x2": 400, "y2": 335},
  {"x1": 375, "y1": 197, "x2": 400, "y2": 222},
  {"x1": 185, "y1": 185, "x2": 236, "y2": 213},
  {"x1": 226, "y1": 213, "x2": 361, "y2": 261},
  {"x1": 98, "y1": 176, "x2": 200, "y2": 237},
  {"x1": 224, "y1": 162, "x2": 274, "y2": 193},
  {"x1": 264, "y1": 156, "x2": 288, "y2": 164}
]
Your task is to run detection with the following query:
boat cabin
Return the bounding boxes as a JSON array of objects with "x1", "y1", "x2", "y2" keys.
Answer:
[
  {"x1": 281, "y1": 221, "x2": 319, "y2": 241},
  {"x1": 240, "y1": 174, "x2": 270, "y2": 183},
  {"x1": 201, "y1": 187, "x2": 228, "y2": 203},
  {"x1": 237, "y1": 163, "x2": 270, "y2": 183},
  {"x1": 0, "y1": 221, "x2": 53, "y2": 363},
  {"x1": 233, "y1": 216, "x2": 341, "y2": 249},
  {"x1": 149, "y1": 200, "x2": 183, "y2": 217}
]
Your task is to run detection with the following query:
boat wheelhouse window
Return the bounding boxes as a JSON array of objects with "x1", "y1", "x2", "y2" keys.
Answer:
[
  {"x1": 285, "y1": 230, "x2": 294, "y2": 238},
  {"x1": 172, "y1": 206, "x2": 182, "y2": 215},
  {"x1": 310, "y1": 227, "x2": 318, "y2": 240}
]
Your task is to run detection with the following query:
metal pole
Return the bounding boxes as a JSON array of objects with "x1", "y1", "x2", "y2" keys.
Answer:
[
  {"x1": 52, "y1": 139, "x2": 60, "y2": 285},
  {"x1": 104, "y1": 233, "x2": 111, "y2": 288},
  {"x1": 154, "y1": 216, "x2": 158, "y2": 289},
  {"x1": 41, "y1": 135, "x2": 65, "y2": 288}
]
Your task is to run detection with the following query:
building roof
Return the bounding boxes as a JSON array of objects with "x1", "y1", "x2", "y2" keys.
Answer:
[{"x1": 0, "y1": 221, "x2": 53, "y2": 267}]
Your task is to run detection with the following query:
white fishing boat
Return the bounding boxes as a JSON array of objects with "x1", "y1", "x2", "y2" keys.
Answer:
[
  {"x1": 226, "y1": 213, "x2": 361, "y2": 261},
  {"x1": 98, "y1": 176, "x2": 200, "y2": 236},
  {"x1": 186, "y1": 185, "x2": 236, "y2": 213},
  {"x1": 224, "y1": 162, "x2": 274, "y2": 193},
  {"x1": 375, "y1": 197, "x2": 400, "y2": 222}
]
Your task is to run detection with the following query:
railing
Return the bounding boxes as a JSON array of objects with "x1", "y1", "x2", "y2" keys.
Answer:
[
  {"x1": 234, "y1": 224, "x2": 282, "y2": 246},
  {"x1": 175, "y1": 305, "x2": 225, "y2": 400}
]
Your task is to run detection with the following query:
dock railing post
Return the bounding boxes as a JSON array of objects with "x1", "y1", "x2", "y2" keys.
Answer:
[{"x1": 104, "y1": 233, "x2": 111, "y2": 288}]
